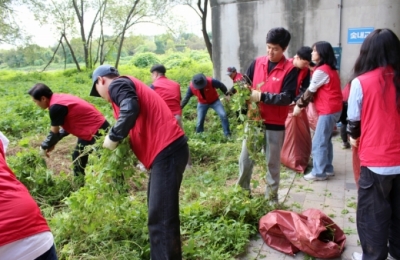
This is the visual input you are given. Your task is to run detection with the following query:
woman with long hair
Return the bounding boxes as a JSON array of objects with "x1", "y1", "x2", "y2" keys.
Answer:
[
  {"x1": 347, "y1": 28, "x2": 400, "y2": 260},
  {"x1": 293, "y1": 41, "x2": 343, "y2": 181}
]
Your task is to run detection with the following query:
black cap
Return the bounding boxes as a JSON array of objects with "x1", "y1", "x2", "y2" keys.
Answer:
[
  {"x1": 226, "y1": 67, "x2": 237, "y2": 76},
  {"x1": 90, "y1": 65, "x2": 119, "y2": 97},
  {"x1": 150, "y1": 64, "x2": 166, "y2": 74},
  {"x1": 192, "y1": 73, "x2": 207, "y2": 89}
]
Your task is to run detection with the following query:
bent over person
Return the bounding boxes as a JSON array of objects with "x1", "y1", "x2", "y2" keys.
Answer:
[
  {"x1": 29, "y1": 83, "x2": 109, "y2": 176},
  {"x1": 181, "y1": 73, "x2": 232, "y2": 137},
  {"x1": 90, "y1": 64, "x2": 189, "y2": 260},
  {"x1": 0, "y1": 133, "x2": 58, "y2": 260}
]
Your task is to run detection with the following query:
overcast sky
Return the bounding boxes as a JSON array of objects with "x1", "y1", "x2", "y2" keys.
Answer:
[{"x1": 0, "y1": 4, "x2": 211, "y2": 50}]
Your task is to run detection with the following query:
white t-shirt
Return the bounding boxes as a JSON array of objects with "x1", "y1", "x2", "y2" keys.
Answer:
[{"x1": 0, "y1": 232, "x2": 54, "y2": 260}]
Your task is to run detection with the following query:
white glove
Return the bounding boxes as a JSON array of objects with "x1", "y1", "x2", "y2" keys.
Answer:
[
  {"x1": 39, "y1": 147, "x2": 46, "y2": 157},
  {"x1": 103, "y1": 135, "x2": 119, "y2": 150},
  {"x1": 292, "y1": 105, "x2": 302, "y2": 117},
  {"x1": 249, "y1": 90, "x2": 261, "y2": 102},
  {"x1": 349, "y1": 137, "x2": 359, "y2": 148}
]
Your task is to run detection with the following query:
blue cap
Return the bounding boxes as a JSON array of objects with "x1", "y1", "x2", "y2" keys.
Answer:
[{"x1": 90, "y1": 65, "x2": 119, "y2": 97}]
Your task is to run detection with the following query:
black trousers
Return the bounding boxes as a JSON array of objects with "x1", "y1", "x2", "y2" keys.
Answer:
[
  {"x1": 357, "y1": 167, "x2": 400, "y2": 260},
  {"x1": 72, "y1": 120, "x2": 110, "y2": 176}
]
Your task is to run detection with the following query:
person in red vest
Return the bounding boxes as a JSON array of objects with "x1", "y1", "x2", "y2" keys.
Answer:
[
  {"x1": 181, "y1": 73, "x2": 232, "y2": 137},
  {"x1": 0, "y1": 133, "x2": 58, "y2": 260},
  {"x1": 227, "y1": 66, "x2": 244, "y2": 83},
  {"x1": 237, "y1": 27, "x2": 297, "y2": 205},
  {"x1": 28, "y1": 83, "x2": 110, "y2": 176},
  {"x1": 346, "y1": 28, "x2": 400, "y2": 260},
  {"x1": 150, "y1": 64, "x2": 192, "y2": 166},
  {"x1": 289, "y1": 46, "x2": 312, "y2": 102},
  {"x1": 293, "y1": 41, "x2": 342, "y2": 181},
  {"x1": 90, "y1": 64, "x2": 189, "y2": 260}
]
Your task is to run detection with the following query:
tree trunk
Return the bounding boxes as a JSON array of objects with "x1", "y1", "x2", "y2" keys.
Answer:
[
  {"x1": 41, "y1": 35, "x2": 63, "y2": 72},
  {"x1": 63, "y1": 33, "x2": 81, "y2": 71},
  {"x1": 198, "y1": 0, "x2": 212, "y2": 61}
]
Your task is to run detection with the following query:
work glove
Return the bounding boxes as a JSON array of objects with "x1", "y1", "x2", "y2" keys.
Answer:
[
  {"x1": 39, "y1": 147, "x2": 47, "y2": 157},
  {"x1": 249, "y1": 90, "x2": 261, "y2": 102},
  {"x1": 103, "y1": 135, "x2": 118, "y2": 150},
  {"x1": 225, "y1": 95, "x2": 231, "y2": 102},
  {"x1": 292, "y1": 105, "x2": 302, "y2": 117},
  {"x1": 349, "y1": 137, "x2": 359, "y2": 148}
]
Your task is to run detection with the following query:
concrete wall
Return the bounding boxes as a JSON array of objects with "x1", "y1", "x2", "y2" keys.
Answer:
[{"x1": 211, "y1": 0, "x2": 400, "y2": 87}]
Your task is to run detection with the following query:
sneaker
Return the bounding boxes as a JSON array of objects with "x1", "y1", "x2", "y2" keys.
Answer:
[
  {"x1": 342, "y1": 142, "x2": 351, "y2": 149},
  {"x1": 304, "y1": 173, "x2": 328, "y2": 181},
  {"x1": 388, "y1": 253, "x2": 397, "y2": 260},
  {"x1": 326, "y1": 171, "x2": 335, "y2": 177},
  {"x1": 352, "y1": 252, "x2": 362, "y2": 260}
]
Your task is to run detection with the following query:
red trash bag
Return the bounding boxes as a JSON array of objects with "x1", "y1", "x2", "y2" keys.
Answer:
[
  {"x1": 280, "y1": 106, "x2": 311, "y2": 173},
  {"x1": 259, "y1": 209, "x2": 346, "y2": 258},
  {"x1": 306, "y1": 102, "x2": 319, "y2": 131},
  {"x1": 352, "y1": 146, "x2": 361, "y2": 188}
]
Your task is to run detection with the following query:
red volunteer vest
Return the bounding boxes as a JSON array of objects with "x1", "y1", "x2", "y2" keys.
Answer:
[
  {"x1": 233, "y1": 72, "x2": 244, "y2": 83},
  {"x1": 110, "y1": 76, "x2": 184, "y2": 169},
  {"x1": 252, "y1": 55, "x2": 295, "y2": 125},
  {"x1": 190, "y1": 77, "x2": 219, "y2": 104},
  {"x1": 0, "y1": 140, "x2": 50, "y2": 247},
  {"x1": 288, "y1": 58, "x2": 310, "y2": 96},
  {"x1": 153, "y1": 76, "x2": 182, "y2": 116},
  {"x1": 342, "y1": 83, "x2": 350, "y2": 102},
  {"x1": 49, "y1": 94, "x2": 105, "y2": 141},
  {"x1": 357, "y1": 67, "x2": 400, "y2": 166},
  {"x1": 313, "y1": 65, "x2": 342, "y2": 115}
]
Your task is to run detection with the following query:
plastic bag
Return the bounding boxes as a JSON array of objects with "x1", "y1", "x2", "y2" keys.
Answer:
[
  {"x1": 259, "y1": 209, "x2": 346, "y2": 258},
  {"x1": 280, "y1": 106, "x2": 311, "y2": 173},
  {"x1": 352, "y1": 146, "x2": 361, "y2": 188},
  {"x1": 305, "y1": 102, "x2": 319, "y2": 131}
]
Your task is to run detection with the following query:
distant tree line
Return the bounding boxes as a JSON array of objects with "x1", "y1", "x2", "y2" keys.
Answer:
[{"x1": 0, "y1": 32, "x2": 207, "y2": 69}]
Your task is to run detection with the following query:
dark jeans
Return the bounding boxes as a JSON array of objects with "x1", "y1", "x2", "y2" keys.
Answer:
[
  {"x1": 357, "y1": 167, "x2": 400, "y2": 260},
  {"x1": 339, "y1": 101, "x2": 348, "y2": 143},
  {"x1": 72, "y1": 120, "x2": 110, "y2": 176},
  {"x1": 34, "y1": 244, "x2": 58, "y2": 260},
  {"x1": 147, "y1": 136, "x2": 189, "y2": 260}
]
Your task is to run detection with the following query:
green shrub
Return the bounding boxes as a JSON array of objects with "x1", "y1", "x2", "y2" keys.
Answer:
[{"x1": 131, "y1": 52, "x2": 160, "y2": 68}]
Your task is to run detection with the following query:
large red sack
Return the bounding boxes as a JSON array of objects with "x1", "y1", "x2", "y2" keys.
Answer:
[
  {"x1": 259, "y1": 209, "x2": 346, "y2": 258},
  {"x1": 306, "y1": 102, "x2": 319, "y2": 131},
  {"x1": 352, "y1": 146, "x2": 361, "y2": 188},
  {"x1": 280, "y1": 106, "x2": 311, "y2": 173}
]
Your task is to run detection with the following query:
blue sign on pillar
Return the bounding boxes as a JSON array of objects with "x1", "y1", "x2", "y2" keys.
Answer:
[{"x1": 347, "y1": 27, "x2": 374, "y2": 44}]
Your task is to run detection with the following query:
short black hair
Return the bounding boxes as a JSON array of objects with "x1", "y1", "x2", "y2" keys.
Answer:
[
  {"x1": 150, "y1": 64, "x2": 166, "y2": 74},
  {"x1": 28, "y1": 83, "x2": 53, "y2": 100},
  {"x1": 296, "y1": 46, "x2": 312, "y2": 62},
  {"x1": 266, "y1": 27, "x2": 291, "y2": 49}
]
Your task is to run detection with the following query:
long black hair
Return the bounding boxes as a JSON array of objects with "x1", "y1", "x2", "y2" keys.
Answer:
[
  {"x1": 312, "y1": 41, "x2": 337, "y2": 70},
  {"x1": 349, "y1": 28, "x2": 400, "y2": 110}
]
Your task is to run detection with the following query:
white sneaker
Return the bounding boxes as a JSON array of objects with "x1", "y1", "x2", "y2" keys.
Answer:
[
  {"x1": 304, "y1": 173, "x2": 328, "y2": 181},
  {"x1": 352, "y1": 252, "x2": 362, "y2": 260},
  {"x1": 326, "y1": 171, "x2": 335, "y2": 176}
]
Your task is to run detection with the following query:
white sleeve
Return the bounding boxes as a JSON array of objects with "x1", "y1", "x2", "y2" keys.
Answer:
[
  {"x1": 0, "y1": 131, "x2": 9, "y2": 153},
  {"x1": 347, "y1": 78, "x2": 363, "y2": 121},
  {"x1": 308, "y1": 70, "x2": 330, "y2": 92}
]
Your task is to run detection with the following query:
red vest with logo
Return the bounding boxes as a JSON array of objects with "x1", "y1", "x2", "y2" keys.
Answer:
[
  {"x1": 0, "y1": 140, "x2": 50, "y2": 247},
  {"x1": 233, "y1": 72, "x2": 244, "y2": 83},
  {"x1": 313, "y1": 65, "x2": 342, "y2": 115},
  {"x1": 357, "y1": 67, "x2": 400, "y2": 166},
  {"x1": 153, "y1": 76, "x2": 182, "y2": 116},
  {"x1": 190, "y1": 77, "x2": 219, "y2": 104},
  {"x1": 110, "y1": 76, "x2": 184, "y2": 169},
  {"x1": 253, "y1": 56, "x2": 295, "y2": 125},
  {"x1": 49, "y1": 94, "x2": 105, "y2": 141},
  {"x1": 288, "y1": 58, "x2": 309, "y2": 96}
]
